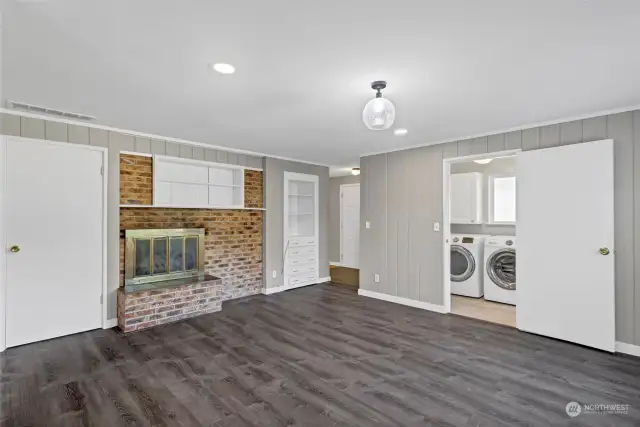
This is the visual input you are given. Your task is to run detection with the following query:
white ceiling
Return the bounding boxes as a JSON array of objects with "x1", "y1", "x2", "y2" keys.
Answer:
[{"x1": 4, "y1": 0, "x2": 640, "y2": 169}]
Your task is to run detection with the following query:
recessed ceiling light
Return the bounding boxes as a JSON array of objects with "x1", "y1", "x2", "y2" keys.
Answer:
[
  {"x1": 211, "y1": 63, "x2": 235, "y2": 75},
  {"x1": 394, "y1": 128, "x2": 408, "y2": 136}
]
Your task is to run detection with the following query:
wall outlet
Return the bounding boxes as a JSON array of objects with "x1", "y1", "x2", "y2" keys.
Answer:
[
  {"x1": 272, "y1": 270, "x2": 277, "y2": 278},
  {"x1": 433, "y1": 222, "x2": 440, "y2": 232},
  {"x1": 374, "y1": 273, "x2": 380, "y2": 283},
  {"x1": 366, "y1": 221, "x2": 371, "y2": 229}
]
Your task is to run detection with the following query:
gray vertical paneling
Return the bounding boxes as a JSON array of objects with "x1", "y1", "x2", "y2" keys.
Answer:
[
  {"x1": 386, "y1": 151, "x2": 402, "y2": 297},
  {"x1": 89, "y1": 128, "x2": 109, "y2": 148},
  {"x1": 68, "y1": 125, "x2": 89, "y2": 145},
  {"x1": 21, "y1": 117, "x2": 45, "y2": 139},
  {"x1": 470, "y1": 137, "x2": 488, "y2": 154},
  {"x1": 457, "y1": 139, "x2": 474, "y2": 156},
  {"x1": 505, "y1": 130, "x2": 522, "y2": 150},
  {"x1": 583, "y1": 116, "x2": 607, "y2": 142},
  {"x1": 607, "y1": 112, "x2": 635, "y2": 345},
  {"x1": 248, "y1": 156, "x2": 264, "y2": 169},
  {"x1": 634, "y1": 111, "x2": 640, "y2": 345},
  {"x1": 205, "y1": 149, "x2": 217, "y2": 162},
  {"x1": 110, "y1": 132, "x2": 134, "y2": 151},
  {"x1": 442, "y1": 141, "x2": 458, "y2": 158},
  {"x1": 150, "y1": 139, "x2": 166, "y2": 155},
  {"x1": 227, "y1": 153, "x2": 239, "y2": 165},
  {"x1": 236, "y1": 154, "x2": 247, "y2": 167},
  {"x1": 407, "y1": 148, "x2": 422, "y2": 301},
  {"x1": 44, "y1": 121, "x2": 68, "y2": 142},
  {"x1": 560, "y1": 120, "x2": 583, "y2": 146},
  {"x1": 487, "y1": 134, "x2": 506, "y2": 152},
  {"x1": 192, "y1": 146, "x2": 205, "y2": 161},
  {"x1": 422, "y1": 145, "x2": 444, "y2": 305},
  {"x1": 179, "y1": 144, "x2": 193, "y2": 159},
  {"x1": 539, "y1": 124, "x2": 560, "y2": 148},
  {"x1": 361, "y1": 154, "x2": 387, "y2": 293},
  {"x1": 3, "y1": 114, "x2": 21, "y2": 136},
  {"x1": 134, "y1": 137, "x2": 151, "y2": 154},
  {"x1": 216, "y1": 150, "x2": 228, "y2": 163},
  {"x1": 165, "y1": 142, "x2": 179, "y2": 157},
  {"x1": 521, "y1": 128, "x2": 540, "y2": 150}
]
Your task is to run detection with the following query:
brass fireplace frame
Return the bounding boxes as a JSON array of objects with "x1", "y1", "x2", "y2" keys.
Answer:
[{"x1": 124, "y1": 228, "x2": 205, "y2": 287}]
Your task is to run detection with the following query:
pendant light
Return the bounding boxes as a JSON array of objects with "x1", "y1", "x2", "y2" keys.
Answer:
[{"x1": 362, "y1": 81, "x2": 396, "y2": 130}]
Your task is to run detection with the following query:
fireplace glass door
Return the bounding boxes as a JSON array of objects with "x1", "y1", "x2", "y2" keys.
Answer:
[{"x1": 125, "y1": 228, "x2": 205, "y2": 286}]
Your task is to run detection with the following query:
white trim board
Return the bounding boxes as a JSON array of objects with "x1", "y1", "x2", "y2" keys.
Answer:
[
  {"x1": 339, "y1": 183, "x2": 360, "y2": 269},
  {"x1": 120, "y1": 204, "x2": 266, "y2": 210},
  {"x1": 615, "y1": 342, "x2": 640, "y2": 358},
  {"x1": 103, "y1": 319, "x2": 118, "y2": 329},
  {"x1": 262, "y1": 276, "x2": 331, "y2": 295},
  {"x1": 360, "y1": 103, "x2": 640, "y2": 158},
  {"x1": 357, "y1": 289, "x2": 448, "y2": 314},
  {"x1": 1, "y1": 108, "x2": 335, "y2": 169}
]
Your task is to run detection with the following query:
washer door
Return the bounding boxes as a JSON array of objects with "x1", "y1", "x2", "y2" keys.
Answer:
[
  {"x1": 486, "y1": 248, "x2": 516, "y2": 290},
  {"x1": 450, "y1": 245, "x2": 476, "y2": 282}
]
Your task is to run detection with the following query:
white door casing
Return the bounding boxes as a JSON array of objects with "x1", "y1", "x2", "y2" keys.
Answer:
[
  {"x1": 516, "y1": 139, "x2": 615, "y2": 352},
  {"x1": 340, "y1": 184, "x2": 360, "y2": 268},
  {"x1": 2, "y1": 136, "x2": 107, "y2": 349}
]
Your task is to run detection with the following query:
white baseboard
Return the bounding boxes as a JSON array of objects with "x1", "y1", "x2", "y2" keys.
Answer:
[
  {"x1": 263, "y1": 276, "x2": 331, "y2": 296},
  {"x1": 357, "y1": 289, "x2": 448, "y2": 314},
  {"x1": 615, "y1": 341, "x2": 640, "y2": 357},
  {"x1": 103, "y1": 319, "x2": 118, "y2": 329}
]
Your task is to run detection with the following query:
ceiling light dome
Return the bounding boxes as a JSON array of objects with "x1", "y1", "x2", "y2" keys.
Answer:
[{"x1": 362, "y1": 81, "x2": 395, "y2": 130}]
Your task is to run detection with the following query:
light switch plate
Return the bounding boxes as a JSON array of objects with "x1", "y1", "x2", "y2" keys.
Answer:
[
  {"x1": 433, "y1": 222, "x2": 440, "y2": 232},
  {"x1": 272, "y1": 270, "x2": 277, "y2": 278},
  {"x1": 374, "y1": 273, "x2": 380, "y2": 283},
  {"x1": 366, "y1": 221, "x2": 371, "y2": 229}
]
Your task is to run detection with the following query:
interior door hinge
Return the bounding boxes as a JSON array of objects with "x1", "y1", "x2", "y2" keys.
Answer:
[
  {"x1": 100, "y1": 166, "x2": 104, "y2": 175},
  {"x1": 100, "y1": 294, "x2": 103, "y2": 304}
]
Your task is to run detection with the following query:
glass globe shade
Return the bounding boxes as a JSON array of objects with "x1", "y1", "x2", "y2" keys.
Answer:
[{"x1": 363, "y1": 97, "x2": 396, "y2": 130}]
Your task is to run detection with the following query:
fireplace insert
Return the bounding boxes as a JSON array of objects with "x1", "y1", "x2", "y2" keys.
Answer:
[{"x1": 124, "y1": 228, "x2": 205, "y2": 287}]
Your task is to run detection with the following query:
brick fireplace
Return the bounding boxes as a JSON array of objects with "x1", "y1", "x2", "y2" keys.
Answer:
[{"x1": 117, "y1": 154, "x2": 263, "y2": 332}]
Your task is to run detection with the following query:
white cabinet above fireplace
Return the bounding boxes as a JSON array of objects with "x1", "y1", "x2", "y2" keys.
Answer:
[{"x1": 153, "y1": 155, "x2": 245, "y2": 209}]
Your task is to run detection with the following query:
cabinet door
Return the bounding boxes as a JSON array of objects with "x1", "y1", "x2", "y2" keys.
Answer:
[{"x1": 450, "y1": 173, "x2": 482, "y2": 224}]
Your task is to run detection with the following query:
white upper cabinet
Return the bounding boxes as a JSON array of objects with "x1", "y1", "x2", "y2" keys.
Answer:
[
  {"x1": 153, "y1": 155, "x2": 244, "y2": 208},
  {"x1": 450, "y1": 172, "x2": 483, "y2": 224}
]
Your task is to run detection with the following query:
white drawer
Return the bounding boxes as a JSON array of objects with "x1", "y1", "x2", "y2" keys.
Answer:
[
  {"x1": 288, "y1": 264, "x2": 317, "y2": 276},
  {"x1": 289, "y1": 237, "x2": 317, "y2": 247},
  {"x1": 289, "y1": 272, "x2": 318, "y2": 286},
  {"x1": 288, "y1": 246, "x2": 316, "y2": 257},
  {"x1": 287, "y1": 253, "x2": 317, "y2": 267}
]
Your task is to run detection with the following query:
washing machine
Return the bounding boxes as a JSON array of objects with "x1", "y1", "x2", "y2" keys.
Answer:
[
  {"x1": 484, "y1": 236, "x2": 516, "y2": 305},
  {"x1": 450, "y1": 234, "x2": 489, "y2": 298}
]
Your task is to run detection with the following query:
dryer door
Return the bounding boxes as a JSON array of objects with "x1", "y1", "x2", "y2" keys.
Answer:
[
  {"x1": 450, "y1": 245, "x2": 476, "y2": 282},
  {"x1": 486, "y1": 248, "x2": 516, "y2": 290}
]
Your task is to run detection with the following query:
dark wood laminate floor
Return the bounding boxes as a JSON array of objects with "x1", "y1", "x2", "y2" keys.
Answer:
[{"x1": 2, "y1": 284, "x2": 640, "y2": 427}]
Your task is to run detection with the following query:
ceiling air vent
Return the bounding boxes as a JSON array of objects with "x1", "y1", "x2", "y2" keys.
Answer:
[{"x1": 6, "y1": 100, "x2": 97, "y2": 121}]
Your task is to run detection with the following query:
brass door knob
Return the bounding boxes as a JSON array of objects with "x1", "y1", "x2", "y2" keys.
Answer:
[
  {"x1": 9, "y1": 245, "x2": 20, "y2": 253},
  {"x1": 599, "y1": 247, "x2": 610, "y2": 256}
]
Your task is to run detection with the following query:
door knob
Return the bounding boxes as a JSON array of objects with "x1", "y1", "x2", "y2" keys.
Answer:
[
  {"x1": 9, "y1": 245, "x2": 20, "y2": 253},
  {"x1": 599, "y1": 247, "x2": 610, "y2": 256}
]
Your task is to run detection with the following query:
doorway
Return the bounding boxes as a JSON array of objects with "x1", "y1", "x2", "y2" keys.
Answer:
[
  {"x1": 0, "y1": 136, "x2": 108, "y2": 350},
  {"x1": 445, "y1": 152, "x2": 518, "y2": 328},
  {"x1": 340, "y1": 183, "x2": 360, "y2": 268}
]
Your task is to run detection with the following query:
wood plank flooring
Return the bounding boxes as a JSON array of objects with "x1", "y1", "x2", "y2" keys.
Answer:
[{"x1": 2, "y1": 283, "x2": 640, "y2": 426}]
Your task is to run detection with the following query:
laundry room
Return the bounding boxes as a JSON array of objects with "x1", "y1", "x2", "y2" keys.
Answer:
[{"x1": 448, "y1": 154, "x2": 517, "y2": 327}]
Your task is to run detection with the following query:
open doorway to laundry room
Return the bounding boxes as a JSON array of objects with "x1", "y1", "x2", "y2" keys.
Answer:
[{"x1": 443, "y1": 150, "x2": 518, "y2": 328}]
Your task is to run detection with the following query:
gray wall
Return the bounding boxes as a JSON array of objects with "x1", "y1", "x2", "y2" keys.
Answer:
[
  {"x1": 0, "y1": 113, "x2": 263, "y2": 321},
  {"x1": 360, "y1": 111, "x2": 640, "y2": 346},
  {"x1": 329, "y1": 175, "x2": 360, "y2": 263},
  {"x1": 450, "y1": 156, "x2": 516, "y2": 236},
  {"x1": 264, "y1": 157, "x2": 330, "y2": 289}
]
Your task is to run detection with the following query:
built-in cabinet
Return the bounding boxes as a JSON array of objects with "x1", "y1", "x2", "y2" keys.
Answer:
[
  {"x1": 450, "y1": 172, "x2": 483, "y2": 224},
  {"x1": 153, "y1": 155, "x2": 245, "y2": 209},
  {"x1": 284, "y1": 172, "x2": 319, "y2": 289}
]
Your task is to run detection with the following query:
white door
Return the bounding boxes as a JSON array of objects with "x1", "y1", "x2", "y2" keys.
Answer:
[
  {"x1": 5, "y1": 138, "x2": 104, "y2": 348},
  {"x1": 341, "y1": 184, "x2": 360, "y2": 268},
  {"x1": 516, "y1": 139, "x2": 615, "y2": 351}
]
